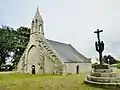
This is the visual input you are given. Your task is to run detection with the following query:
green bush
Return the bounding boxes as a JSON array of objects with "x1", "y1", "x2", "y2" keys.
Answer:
[{"x1": 116, "y1": 63, "x2": 120, "y2": 69}]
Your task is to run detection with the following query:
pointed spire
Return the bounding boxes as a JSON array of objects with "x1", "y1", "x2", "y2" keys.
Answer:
[
  {"x1": 33, "y1": 7, "x2": 43, "y2": 22},
  {"x1": 34, "y1": 7, "x2": 40, "y2": 18},
  {"x1": 37, "y1": 7, "x2": 39, "y2": 12}
]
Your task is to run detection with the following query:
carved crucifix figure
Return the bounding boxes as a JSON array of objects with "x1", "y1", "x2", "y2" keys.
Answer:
[{"x1": 94, "y1": 29, "x2": 104, "y2": 65}]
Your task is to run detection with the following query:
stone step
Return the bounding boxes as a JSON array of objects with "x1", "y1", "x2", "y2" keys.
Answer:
[
  {"x1": 90, "y1": 72, "x2": 119, "y2": 77},
  {"x1": 92, "y1": 64, "x2": 110, "y2": 69},
  {"x1": 84, "y1": 78, "x2": 120, "y2": 85},
  {"x1": 87, "y1": 75, "x2": 120, "y2": 83},
  {"x1": 93, "y1": 69, "x2": 112, "y2": 73}
]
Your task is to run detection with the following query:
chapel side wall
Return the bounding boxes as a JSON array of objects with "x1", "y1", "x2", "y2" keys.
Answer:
[
  {"x1": 65, "y1": 63, "x2": 91, "y2": 74},
  {"x1": 78, "y1": 63, "x2": 91, "y2": 73}
]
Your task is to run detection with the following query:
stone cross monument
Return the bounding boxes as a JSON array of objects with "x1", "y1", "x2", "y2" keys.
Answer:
[
  {"x1": 84, "y1": 29, "x2": 120, "y2": 87},
  {"x1": 94, "y1": 29, "x2": 104, "y2": 65}
]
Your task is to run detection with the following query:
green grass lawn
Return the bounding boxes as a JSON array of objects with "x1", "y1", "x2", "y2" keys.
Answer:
[{"x1": 0, "y1": 72, "x2": 119, "y2": 90}]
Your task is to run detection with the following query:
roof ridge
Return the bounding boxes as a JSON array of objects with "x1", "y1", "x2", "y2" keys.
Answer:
[{"x1": 46, "y1": 39, "x2": 69, "y2": 45}]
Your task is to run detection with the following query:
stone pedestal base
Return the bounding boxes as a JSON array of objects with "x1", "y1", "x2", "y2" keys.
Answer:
[{"x1": 84, "y1": 64, "x2": 120, "y2": 86}]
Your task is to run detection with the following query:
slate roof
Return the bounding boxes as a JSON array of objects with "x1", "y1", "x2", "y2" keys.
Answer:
[{"x1": 47, "y1": 39, "x2": 90, "y2": 63}]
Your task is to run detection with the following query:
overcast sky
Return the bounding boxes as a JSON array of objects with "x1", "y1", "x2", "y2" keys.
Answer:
[{"x1": 0, "y1": 0, "x2": 120, "y2": 59}]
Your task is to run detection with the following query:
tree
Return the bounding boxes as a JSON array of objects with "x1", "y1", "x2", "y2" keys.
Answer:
[
  {"x1": 103, "y1": 55, "x2": 117, "y2": 65},
  {"x1": 0, "y1": 26, "x2": 15, "y2": 66},
  {"x1": 12, "y1": 27, "x2": 30, "y2": 68},
  {"x1": 0, "y1": 26, "x2": 30, "y2": 68}
]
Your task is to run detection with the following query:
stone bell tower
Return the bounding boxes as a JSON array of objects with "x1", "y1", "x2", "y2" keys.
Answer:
[
  {"x1": 31, "y1": 7, "x2": 44, "y2": 35},
  {"x1": 17, "y1": 8, "x2": 45, "y2": 74}
]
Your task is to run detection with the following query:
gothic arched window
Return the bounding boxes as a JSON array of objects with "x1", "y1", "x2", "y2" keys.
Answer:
[
  {"x1": 32, "y1": 20, "x2": 34, "y2": 24},
  {"x1": 39, "y1": 24, "x2": 42, "y2": 32},
  {"x1": 35, "y1": 19, "x2": 38, "y2": 29},
  {"x1": 32, "y1": 20, "x2": 34, "y2": 26},
  {"x1": 36, "y1": 19, "x2": 37, "y2": 23},
  {"x1": 31, "y1": 20, "x2": 34, "y2": 32}
]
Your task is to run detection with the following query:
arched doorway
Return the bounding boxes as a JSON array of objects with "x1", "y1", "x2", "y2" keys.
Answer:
[
  {"x1": 32, "y1": 65, "x2": 35, "y2": 74},
  {"x1": 76, "y1": 65, "x2": 79, "y2": 74}
]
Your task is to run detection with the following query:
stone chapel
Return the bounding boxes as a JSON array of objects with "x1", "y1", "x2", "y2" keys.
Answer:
[{"x1": 17, "y1": 8, "x2": 91, "y2": 74}]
